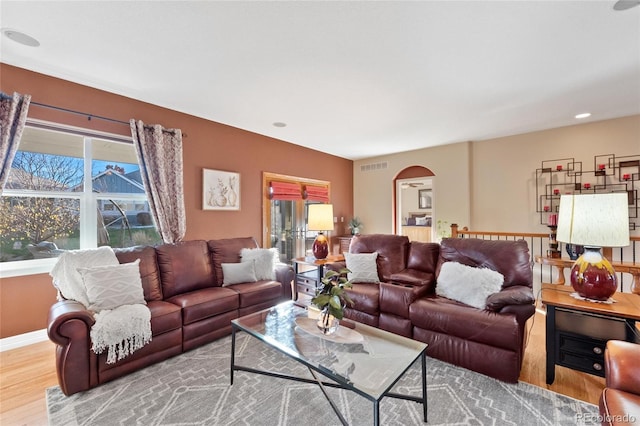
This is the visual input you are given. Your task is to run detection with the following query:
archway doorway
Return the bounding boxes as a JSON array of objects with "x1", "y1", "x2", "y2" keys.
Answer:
[{"x1": 394, "y1": 166, "x2": 435, "y2": 242}]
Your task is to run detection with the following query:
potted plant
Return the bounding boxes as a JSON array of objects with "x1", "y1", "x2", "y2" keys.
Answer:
[
  {"x1": 311, "y1": 268, "x2": 354, "y2": 334},
  {"x1": 436, "y1": 219, "x2": 450, "y2": 242},
  {"x1": 348, "y1": 217, "x2": 362, "y2": 235}
]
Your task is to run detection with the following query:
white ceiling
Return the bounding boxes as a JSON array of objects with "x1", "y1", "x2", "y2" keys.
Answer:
[{"x1": 1, "y1": 1, "x2": 639, "y2": 160}]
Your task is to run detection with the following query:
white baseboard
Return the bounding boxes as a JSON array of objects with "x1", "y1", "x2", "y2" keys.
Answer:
[{"x1": 0, "y1": 329, "x2": 48, "y2": 352}]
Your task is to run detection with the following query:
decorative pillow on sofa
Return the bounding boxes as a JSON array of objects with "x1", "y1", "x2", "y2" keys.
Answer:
[
  {"x1": 222, "y1": 261, "x2": 257, "y2": 286},
  {"x1": 415, "y1": 216, "x2": 428, "y2": 226},
  {"x1": 344, "y1": 252, "x2": 379, "y2": 283},
  {"x1": 240, "y1": 248, "x2": 278, "y2": 280},
  {"x1": 77, "y1": 259, "x2": 146, "y2": 312},
  {"x1": 436, "y1": 261, "x2": 504, "y2": 309}
]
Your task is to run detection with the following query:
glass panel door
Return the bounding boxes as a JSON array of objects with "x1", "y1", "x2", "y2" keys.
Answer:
[
  {"x1": 270, "y1": 200, "x2": 305, "y2": 263},
  {"x1": 263, "y1": 172, "x2": 330, "y2": 263}
]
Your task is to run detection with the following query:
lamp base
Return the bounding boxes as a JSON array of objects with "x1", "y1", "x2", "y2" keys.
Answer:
[
  {"x1": 569, "y1": 246, "x2": 617, "y2": 301},
  {"x1": 312, "y1": 233, "x2": 329, "y2": 260}
]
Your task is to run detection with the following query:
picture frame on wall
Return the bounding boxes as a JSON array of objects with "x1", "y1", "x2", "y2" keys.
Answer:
[
  {"x1": 203, "y1": 169, "x2": 240, "y2": 210},
  {"x1": 418, "y1": 189, "x2": 432, "y2": 209}
]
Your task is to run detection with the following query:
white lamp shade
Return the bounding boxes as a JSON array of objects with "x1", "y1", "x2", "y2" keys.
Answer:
[
  {"x1": 556, "y1": 193, "x2": 629, "y2": 247},
  {"x1": 308, "y1": 204, "x2": 334, "y2": 231}
]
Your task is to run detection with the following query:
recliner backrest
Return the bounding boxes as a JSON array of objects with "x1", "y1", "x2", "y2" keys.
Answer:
[
  {"x1": 349, "y1": 234, "x2": 410, "y2": 281},
  {"x1": 156, "y1": 240, "x2": 215, "y2": 299},
  {"x1": 437, "y1": 238, "x2": 532, "y2": 289}
]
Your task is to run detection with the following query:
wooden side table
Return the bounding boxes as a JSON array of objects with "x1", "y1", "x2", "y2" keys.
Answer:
[
  {"x1": 292, "y1": 254, "x2": 345, "y2": 301},
  {"x1": 541, "y1": 283, "x2": 640, "y2": 384},
  {"x1": 534, "y1": 255, "x2": 640, "y2": 294}
]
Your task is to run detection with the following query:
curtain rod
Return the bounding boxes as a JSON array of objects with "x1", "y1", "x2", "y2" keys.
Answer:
[
  {"x1": 30, "y1": 101, "x2": 185, "y2": 136},
  {"x1": 31, "y1": 101, "x2": 130, "y2": 125}
]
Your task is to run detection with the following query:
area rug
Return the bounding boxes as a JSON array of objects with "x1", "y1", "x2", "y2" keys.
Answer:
[{"x1": 47, "y1": 333, "x2": 598, "y2": 425}]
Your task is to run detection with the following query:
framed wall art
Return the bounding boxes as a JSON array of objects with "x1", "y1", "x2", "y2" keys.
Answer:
[
  {"x1": 203, "y1": 169, "x2": 240, "y2": 210},
  {"x1": 418, "y1": 189, "x2": 432, "y2": 209}
]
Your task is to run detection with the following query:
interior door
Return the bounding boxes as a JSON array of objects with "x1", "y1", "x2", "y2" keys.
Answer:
[{"x1": 269, "y1": 200, "x2": 307, "y2": 262}]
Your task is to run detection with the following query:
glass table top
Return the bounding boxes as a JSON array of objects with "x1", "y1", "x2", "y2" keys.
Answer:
[{"x1": 232, "y1": 301, "x2": 427, "y2": 400}]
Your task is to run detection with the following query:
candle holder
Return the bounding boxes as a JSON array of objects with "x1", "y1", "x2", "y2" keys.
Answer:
[{"x1": 547, "y1": 225, "x2": 561, "y2": 258}]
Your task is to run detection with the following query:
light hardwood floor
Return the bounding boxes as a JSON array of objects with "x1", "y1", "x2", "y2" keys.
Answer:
[{"x1": 0, "y1": 307, "x2": 605, "y2": 425}]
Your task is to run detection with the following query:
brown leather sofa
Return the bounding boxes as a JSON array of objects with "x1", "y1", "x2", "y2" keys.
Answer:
[
  {"x1": 48, "y1": 237, "x2": 294, "y2": 396},
  {"x1": 330, "y1": 234, "x2": 536, "y2": 383},
  {"x1": 599, "y1": 340, "x2": 640, "y2": 426}
]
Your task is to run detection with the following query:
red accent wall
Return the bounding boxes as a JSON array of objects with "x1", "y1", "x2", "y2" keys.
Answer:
[{"x1": 0, "y1": 64, "x2": 353, "y2": 338}]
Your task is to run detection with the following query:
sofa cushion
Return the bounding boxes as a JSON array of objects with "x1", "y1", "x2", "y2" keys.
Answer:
[
  {"x1": 349, "y1": 234, "x2": 410, "y2": 281},
  {"x1": 208, "y1": 237, "x2": 259, "y2": 286},
  {"x1": 167, "y1": 287, "x2": 239, "y2": 325},
  {"x1": 240, "y1": 248, "x2": 278, "y2": 280},
  {"x1": 437, "y1": 238, "x2": 532, "y2": 289},
  {"x1": 436, "y1": 261, "x2": 504, "y2": 309},
  {"x1": 157, "y1": 240, "x2": 215, "y2": 299},
  {"x1": 409, "y1": 296, "x2": 521, "y2": 351},
  {"x1": 147, "y1": 300, "x2": 182, "y2": 336},
  {"x1": 115, "y1": 246, "x2": 163, "y2": 301},
  {"x1": 78, "y1": 260, "x2": 146, "y2": 311},
  {"x1": 344, "y1": 252, "x2": 379, "y2": 283},
  {"x1": 222, "y1": 262, "x2": 257, "y2": 286},
  {"x1": 225, "y1": 280, "x2": 283, "y2": 308},
  {"x1": 344, "y1": 283, "x2": 380, "y2": 316}
]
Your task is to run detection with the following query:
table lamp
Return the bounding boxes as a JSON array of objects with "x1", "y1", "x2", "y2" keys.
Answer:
[
  {"x1": 307, "y1": 204, "x2": 334, "y2": 259},
  {"x1": 556, "y1": 193, "x2": 630, "y2": 301}
]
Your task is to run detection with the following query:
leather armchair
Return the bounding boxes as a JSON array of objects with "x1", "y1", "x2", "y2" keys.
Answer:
[{"x1": 599, "y1": 340, "x2": 640, "y2": 426}]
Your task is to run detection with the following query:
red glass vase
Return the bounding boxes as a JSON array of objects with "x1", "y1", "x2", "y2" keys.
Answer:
[
  {"x1": 312, "y1": 233, "x2": 329, "y2": 259},
  {"x1": 569, "y1": 247, "x2": 617, "y2": 301}
]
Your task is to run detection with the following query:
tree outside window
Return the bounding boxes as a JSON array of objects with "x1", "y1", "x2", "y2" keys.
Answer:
[{"x1": 0, "y1": 125, "x2": 161, "y2": 263}]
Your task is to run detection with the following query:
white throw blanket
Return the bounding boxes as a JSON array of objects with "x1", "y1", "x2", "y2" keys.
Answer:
[
  {"x1": 50, "y1": 247, "x2": 152, "y2": 364},
  {"x1": 92, "y1": 305, "x2": 152, "y2": 364}
]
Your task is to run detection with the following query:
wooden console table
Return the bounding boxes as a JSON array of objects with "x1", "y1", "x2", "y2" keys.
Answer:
[{"x1": 534, "y1": 255, "x2": 640, "y2": 295}]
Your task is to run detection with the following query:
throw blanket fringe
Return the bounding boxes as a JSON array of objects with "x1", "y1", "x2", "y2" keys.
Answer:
[{"x1": 91, "y1": 304, "x2": 152, "y2": 364}]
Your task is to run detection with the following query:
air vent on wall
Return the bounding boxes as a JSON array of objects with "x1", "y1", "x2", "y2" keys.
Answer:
[{"x1": 360, "y1": 161, "x2": 388, "y2": 172}]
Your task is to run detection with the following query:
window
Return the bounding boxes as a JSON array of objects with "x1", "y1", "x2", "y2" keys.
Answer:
[{"x1": 0, "y1": 122, "x2": 162, "y2": 276}]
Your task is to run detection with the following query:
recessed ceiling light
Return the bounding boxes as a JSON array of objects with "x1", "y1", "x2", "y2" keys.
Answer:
[
  {"x1": 272, "y1": 122, "x2": 287, "y2": 128},
  {"x1": 2, "y1": 28, "x2": 40, "y2": 47},
  {"x1": 575, "y1": 113, "x2": 591, "y2": 119}
]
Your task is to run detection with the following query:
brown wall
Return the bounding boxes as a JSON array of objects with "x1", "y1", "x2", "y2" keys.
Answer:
[{"x1": 0, "y1": 64, "x2": 354, "y2": 338}]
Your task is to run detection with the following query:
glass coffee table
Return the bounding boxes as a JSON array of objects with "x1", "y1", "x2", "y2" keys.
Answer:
[{"x1": 230, "y1": 302, "x2": 428, "y2": 425}]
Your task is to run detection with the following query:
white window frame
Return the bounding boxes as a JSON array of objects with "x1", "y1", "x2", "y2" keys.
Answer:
[{"x1": 0, "y1": 119, "x2": 148, "y2": 278}]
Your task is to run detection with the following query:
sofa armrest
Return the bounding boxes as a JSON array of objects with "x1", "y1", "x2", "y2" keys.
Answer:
[
  {"x1": 605, "y1": 340, "x2": 640, "y2": 395},
  {"x1": 275, "y1": 263, "x2": 294, "y2": 300},
  {"x1": 485, "y1": 285, "x2": 535, "y2": 312},
  {"x1": 47, "y1": 300, "x2": 96, "y2": 396}
]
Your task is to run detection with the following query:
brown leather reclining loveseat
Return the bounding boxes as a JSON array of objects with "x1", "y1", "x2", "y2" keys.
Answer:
[
  {"x1": 48, "y1": 237, "x2": 294, "y2": 396},
  {"x1": 330, "y1": 234, "x2": 536, "y2": 383}
]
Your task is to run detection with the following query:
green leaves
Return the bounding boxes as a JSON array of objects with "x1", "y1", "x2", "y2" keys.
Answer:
[{"x1": 311, "y1": 267, "x2": 354, "y2": 316}]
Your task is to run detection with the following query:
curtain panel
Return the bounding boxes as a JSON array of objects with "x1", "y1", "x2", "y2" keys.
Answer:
[
  {"x1": 0, "y1": 92, "x2": 31, "y2": 193},
  {"x1": 303, "y1": 184, "x2": 330, "y2": 203},
  {"x1": 269, "y1": 181, "x2": 303, "y2": 201},
  {"x1": 130, "y1": 119, "x2": 186, "y2": 243}
]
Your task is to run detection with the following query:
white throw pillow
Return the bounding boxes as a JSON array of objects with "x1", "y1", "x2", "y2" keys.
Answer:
[
  {"x1": 50, "y1": 246, "x2": 120, "y2": 307},
  {"x1": 222, "y1": 261, "x2": 257, "y2": 286},
  {"x1": 436, "y1": 261, "x2": 504, "y2": 309},
  {"x1": 415, "y1": 216, "x2": 428, "y2": 226},
  {"x1": 240, "y1": 248, "x2": 278, "y2": 280},
  {"x1": 344, "y1": 252, "x2": 379, "y2": 283},
  {"x1": 77, "y1": 259, "x2": 146, "y2": 312}
]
